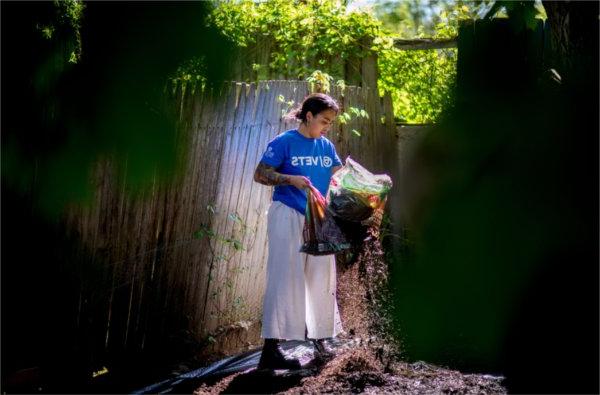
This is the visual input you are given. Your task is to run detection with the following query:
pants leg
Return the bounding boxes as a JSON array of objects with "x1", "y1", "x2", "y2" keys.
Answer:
[
  {"x1": 261, "y1": 201, "x2": 343, "y2": 340},
  {"x1": 261, "y1": 201, "x2": 306, "y2": 340},
  {"x1": 305, "y1": 254, "x2": 344, "y2": 339}
]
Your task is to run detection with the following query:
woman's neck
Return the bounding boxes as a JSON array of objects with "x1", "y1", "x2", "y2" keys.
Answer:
[{"x1": 297, "y1": 122, "x2": 311, "y2": 138}]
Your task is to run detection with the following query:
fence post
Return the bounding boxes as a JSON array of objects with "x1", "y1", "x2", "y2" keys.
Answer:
[{"x1": 361, "y1": 47, "x2": 378, "y2": 93}]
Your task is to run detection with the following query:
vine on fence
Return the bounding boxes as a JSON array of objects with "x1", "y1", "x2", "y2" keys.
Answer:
[
  {"x1": 194, "y1": 203, "x2": 256, "y2": 323},
  {"x1": 275, "y1": 70, "x2": 371, "y2": 137},
  {"x1": 204, "y1": 0, "x2": 469, "y2": 123}
]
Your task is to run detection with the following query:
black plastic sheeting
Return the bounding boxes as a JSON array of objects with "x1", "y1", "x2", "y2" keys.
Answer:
[{"x1": 132, "y1": 339, "x2": 333, "y2": 394}]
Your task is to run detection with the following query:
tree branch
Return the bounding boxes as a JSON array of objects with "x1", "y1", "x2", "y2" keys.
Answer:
[{"x1": 393, "y1": 37, "x2": 457, "y2": 51}]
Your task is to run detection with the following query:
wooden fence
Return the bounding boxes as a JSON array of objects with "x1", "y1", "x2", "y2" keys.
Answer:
[
  {"x1": 231, "y1": 36, "x2": 380, "y2": 92},
  {"x1": 64, "y1": 80, "x2": 398, "y2": 362}
]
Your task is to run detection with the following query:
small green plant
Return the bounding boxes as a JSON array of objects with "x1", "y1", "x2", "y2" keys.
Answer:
[
  {"x1": 306, "y1": 70, "x2": 333, "y2": 93},
  {"x1": 193, "y1": 205, "x2": 256, "y2": 260},
  {"x1": 337, "y1": 105, "x2": 370, "y2": 137},
  {"x1": 278, "y1": 94, "x2": 296, "y2": 117},
  {"x1": 39, "y1": 24, "x2": 55, "y2": 39},
  {"x1": 170, "y1": 56, "x2": 208, "y2": 96}
]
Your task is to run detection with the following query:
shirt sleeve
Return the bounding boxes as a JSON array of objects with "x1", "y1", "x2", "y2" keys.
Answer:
[
  {"x1": 331, "y1": 142, "x2": 342, "y2": 167},
  {"x1": 259, "y1": 135, "x2": 286, "y2": 168}
]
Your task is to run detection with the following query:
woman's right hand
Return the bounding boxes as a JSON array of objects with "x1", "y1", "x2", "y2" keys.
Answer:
[{"x1": 287, "y1": 175, "x2": 311, "y2": 190}]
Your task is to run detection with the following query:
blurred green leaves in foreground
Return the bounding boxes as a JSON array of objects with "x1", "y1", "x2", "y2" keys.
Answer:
[
  {"x1": 391, "y1": 6, "x2": 598, "y2": 393},
  {"x1": 1, "y1": 1, "x2": 235, "y2": 218}
]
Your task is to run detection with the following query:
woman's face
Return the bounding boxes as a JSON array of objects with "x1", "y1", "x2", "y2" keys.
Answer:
[{"x1": 305, "y1": 109, "x2": 336, "y2": 138}]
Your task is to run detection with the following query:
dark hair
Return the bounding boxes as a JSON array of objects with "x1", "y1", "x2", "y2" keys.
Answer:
[{"x1": 284, "y1": 93, "x2": 339, "y2": 123}]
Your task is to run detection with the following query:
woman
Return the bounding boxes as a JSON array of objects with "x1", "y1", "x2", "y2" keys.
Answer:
[{"x1": 253, "y1": 93, "x2": 344, "y2": 369}]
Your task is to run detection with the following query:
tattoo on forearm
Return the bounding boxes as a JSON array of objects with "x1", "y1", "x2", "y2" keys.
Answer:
[{"x1": 254, "y1": 162, "x2": 290, "y2": 186}]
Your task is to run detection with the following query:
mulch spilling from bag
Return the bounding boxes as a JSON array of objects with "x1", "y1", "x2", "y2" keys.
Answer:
[
  {"x1": 193, "y1": 158, "x2": 506, "y2": 394},
  {"x1": 193, "y1": 225, "x2": 506, "y2": 394}
]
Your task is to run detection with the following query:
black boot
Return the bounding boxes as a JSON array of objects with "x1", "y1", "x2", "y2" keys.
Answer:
[
  {"x1": 257, "y1": 339, "x2": 301, "y2": 370},
  {"x1": 311, "y1": 338, "x2": 336, "y2": 360}
]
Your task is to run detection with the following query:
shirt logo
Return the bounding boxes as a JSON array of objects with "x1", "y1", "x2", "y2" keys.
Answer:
[
  {"x1": 291, "y1": 156, "x2": 333, "y2": 167},
  {"x1": 264, "y1": 146, "x2": 274, "y2": 158}
]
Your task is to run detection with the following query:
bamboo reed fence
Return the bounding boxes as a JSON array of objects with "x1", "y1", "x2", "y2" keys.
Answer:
[{"x1": 64, "y1": 80, "x2": 398, "y2": 360}]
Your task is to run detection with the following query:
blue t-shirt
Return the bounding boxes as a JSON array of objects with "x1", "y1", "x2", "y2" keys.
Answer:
[{"x1": 259, "y1": 129, "x2": 342, "y2": 215}]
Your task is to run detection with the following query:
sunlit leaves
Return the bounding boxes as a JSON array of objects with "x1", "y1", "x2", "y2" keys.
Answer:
[
  {"x1": 379, "y1": 46, "x2": 457, "y2": 123},
  {"x1": 306, "y1": 70, "x2": 333, "y2": 93},
  {"x1": 376, "y1": 3, "x2": 474, "y2": 123},
  {"x1": 170, "y1": 56, "x2": 208, "y2": 95},
  {"x1": 208, "y1": 0, "x2": 470, "y2": 124},
  {"x1": 208, "y1": 0, "x2": 380, "y2": 80},
  {"x1": 39, "y1": 24, "x2": 55, "y2": 39},
  {"x1": 337, "y1": 112, "x2": 351, "y2": 125}
]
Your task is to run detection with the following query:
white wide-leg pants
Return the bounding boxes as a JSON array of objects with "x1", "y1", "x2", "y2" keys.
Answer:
[{"x1": 261, "y1": 201, "x2": 343, "y2": 340}]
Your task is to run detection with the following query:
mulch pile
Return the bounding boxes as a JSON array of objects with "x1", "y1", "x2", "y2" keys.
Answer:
[
  {"x1": 280, "y1": 346, "x2": 505, "y2": 394},
  {"x1": 194, "y1": 220, "x2": 506, "y2": 394}
]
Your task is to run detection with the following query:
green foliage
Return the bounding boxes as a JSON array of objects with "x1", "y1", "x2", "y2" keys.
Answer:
[
  {"x1": 306, "y1": 70, "x2": 334, "y2": 93},
  {"x1": 202, "y1": 0, "x2": 547, "y2": 124},
  {"x1": 206, "y1": 0, "x2": 464, "y2": 124},
  {"x1": 379, "y1": 48, "x2": 455, "y2": 123},
  {"x1": 376, "y1": 5, "x2": 474, "y2": 123},
  {"x1": 390, "y1": 11, "x2": 597, "y2": 382},
  {"x1": 208, "y1": 0, "x2": 380, "y2": 80},
  {"x1": 373, "y1": 0, "x2": 492, "y2": 37},
  {"x1": 337, "y1": 103, "x2": 370, "y2": 136},
  {"x1": 42, "y1": 0, "x2": 84, "y2": 63},
  {"x1": 274, "y1": 70, "x2": 369, "y2": 136},
  {"x1": 194, "y1": 203, "x2": 255, "y2": 322},
  {"x1": 170, "y1": 56, "x2": 208, "y2": 95},
  {"x1": 4, "y1": 1, "x2": 236, "y2": 217},
  {"x1": 194, "y1": 204, "x2": 255, "y2": 259}
]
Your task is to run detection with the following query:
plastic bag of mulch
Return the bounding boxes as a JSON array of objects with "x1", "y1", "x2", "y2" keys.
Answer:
[
  {"x1": 328, "y1": 157, "x2": 392, "y2": 223},
  {"x1": 300, "y1": 185, "x2": 351, "y2": 256}
]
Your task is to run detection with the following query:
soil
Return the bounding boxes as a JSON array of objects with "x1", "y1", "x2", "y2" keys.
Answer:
[
  {"x1": 193, "y1": 340, "x2": 505, "y2": 394},
  {"x1": 192, "y1": 221, "x2": 506, "y2": 394}
]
